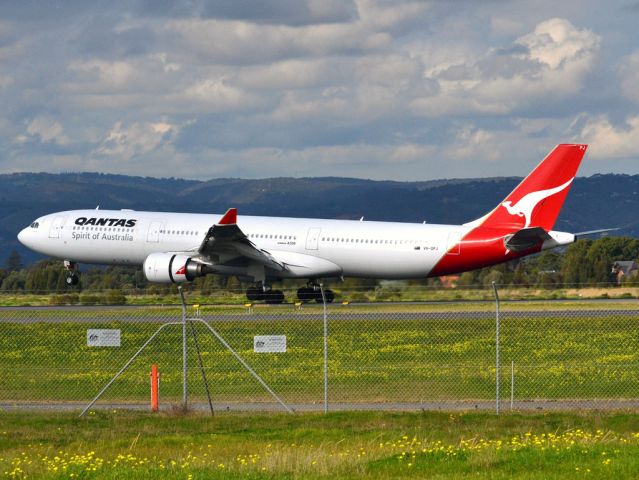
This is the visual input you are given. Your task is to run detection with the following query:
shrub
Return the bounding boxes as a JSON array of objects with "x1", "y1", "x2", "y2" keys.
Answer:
[
  {"x1": 79, "y1": 294, "x2": 100, "y2": 305},
  {"x1": 104, "y1": 290, "x2": 127, "y2": 305},
  {"x1": 48, "y1": 294, "x2": 79, "y2": 305}
]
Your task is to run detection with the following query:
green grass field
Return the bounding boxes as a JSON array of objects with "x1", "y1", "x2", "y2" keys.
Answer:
[
  {"x1": 0, "y1": 284, "x2": 638, "y2": 307},
  {"x1": 1, "y1": 303, "x2": 638, "y2": 406},
  {"x1": 1, "y1": 411, "x2": 639, "y2": 479}
]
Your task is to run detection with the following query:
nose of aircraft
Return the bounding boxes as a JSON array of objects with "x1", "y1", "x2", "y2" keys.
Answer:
[{"x1": 17, "y1": 228, "x2": 28, "y2": 246}]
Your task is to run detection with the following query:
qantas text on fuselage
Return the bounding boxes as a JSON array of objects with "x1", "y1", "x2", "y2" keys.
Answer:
[{"x1": 18, "y1": 144, "x2": 596, "y2": 303}]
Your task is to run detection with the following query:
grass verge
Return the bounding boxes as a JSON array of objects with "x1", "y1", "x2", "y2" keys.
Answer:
[{"x1": 1, "y1": 410, "x2": 639, "y2": 479}]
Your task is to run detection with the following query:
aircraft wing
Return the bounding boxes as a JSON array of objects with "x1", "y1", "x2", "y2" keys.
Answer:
[{"x1": 197, "y1": 208, "x2": 285, "y2": 271}]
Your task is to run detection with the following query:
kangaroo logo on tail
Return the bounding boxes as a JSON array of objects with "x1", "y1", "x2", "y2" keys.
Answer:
[{"x1": 501, "y1": 178, "x2": 574, "y2": 228}]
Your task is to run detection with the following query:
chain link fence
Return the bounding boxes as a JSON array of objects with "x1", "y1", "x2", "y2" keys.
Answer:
[{"x1": 0, "y1": 285, "x2": 638, "y2": 413}]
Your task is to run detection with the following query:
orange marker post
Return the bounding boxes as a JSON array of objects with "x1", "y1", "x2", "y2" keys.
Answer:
[{"x1": 150, "y1": 364, "x2": 159, "y2": 412}]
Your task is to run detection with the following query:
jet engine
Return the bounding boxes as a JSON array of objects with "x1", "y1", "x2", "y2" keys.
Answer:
[{"x1": 143, "y1": 253, "x2": 207, "y2": 283}]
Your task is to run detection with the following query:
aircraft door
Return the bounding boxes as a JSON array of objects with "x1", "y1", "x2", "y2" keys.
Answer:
[
  {"x1": 147, "y1": 221, "x2": 163, "y2": 243},
  {"x1": 48, "y1": 216, "x2": 66, "y2": 239},
  {"x1": 305, "y1": 227, "x2": 321, "y2": 250},
  {"x1": 446, "y1": 231, "x2": 463, "y2": 255}
]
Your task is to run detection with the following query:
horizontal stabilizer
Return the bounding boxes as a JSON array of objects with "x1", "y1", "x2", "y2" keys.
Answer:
[
  {"x1": 504, "y1": 227, "x2": 552, "y2": 252},
  {"x1": 574, "y1": 228, "x2": 619, "y2": 238}
]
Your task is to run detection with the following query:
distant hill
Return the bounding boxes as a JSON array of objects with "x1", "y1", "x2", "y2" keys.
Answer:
[{"x1": 1, "y1": 172, "x2": 637, "y2": 264}]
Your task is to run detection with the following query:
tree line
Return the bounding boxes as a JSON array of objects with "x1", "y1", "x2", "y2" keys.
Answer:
[{"x1": 1, "y1": 236, "x2": 638, "y2": 293}]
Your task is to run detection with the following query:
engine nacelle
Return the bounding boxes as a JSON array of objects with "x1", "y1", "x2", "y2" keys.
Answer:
[{"x1": 143, "y1": 253, "x2": 207, "y2": 283}]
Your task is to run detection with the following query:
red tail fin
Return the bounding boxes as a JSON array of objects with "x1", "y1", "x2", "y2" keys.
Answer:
[{"x1": 468, "y1": 144, "x2": 587, "y2": 231}]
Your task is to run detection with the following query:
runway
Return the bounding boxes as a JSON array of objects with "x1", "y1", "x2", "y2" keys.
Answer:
[
  {"x1": 4, "y1": 399, "x2": 639, "y2": 413},
  {"x1": 1, "y1": 302, "x2": 638, "y2": 323}
]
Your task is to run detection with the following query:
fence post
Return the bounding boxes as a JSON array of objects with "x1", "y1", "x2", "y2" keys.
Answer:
[
  {"x1": 492, "y1": 282, "x2": 500, "y2": 415},
  {"x1": 320, "y1": 284, "x2": 328, "y2": 414},
  {"x1": 178, "y1": 286, "x2": 188, "y2": 410},
  {"x1": 511, "y1": 360, "x2": 514, "y2": 411},
  {"x1": 151, "y1": 364, "x2": 159, "y2": 412}
]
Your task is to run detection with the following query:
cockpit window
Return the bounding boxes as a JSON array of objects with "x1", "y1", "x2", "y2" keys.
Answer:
[{"x1": 30, "y1": 222, "x2": 39, "y2": 229}]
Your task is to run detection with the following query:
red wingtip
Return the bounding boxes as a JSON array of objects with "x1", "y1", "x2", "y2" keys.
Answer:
[{"x1": 218, "y1": 208, "x2": 237, "y2": 225}]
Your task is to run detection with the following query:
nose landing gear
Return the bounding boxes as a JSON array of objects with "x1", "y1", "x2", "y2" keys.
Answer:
[{"x1": 64, "y1": 260, "x2": 80, "y2": 286}]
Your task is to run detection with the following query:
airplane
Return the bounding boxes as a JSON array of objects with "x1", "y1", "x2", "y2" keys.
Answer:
[{"x1": 17, "y1": 144, "x2": 601, "y2": 304}]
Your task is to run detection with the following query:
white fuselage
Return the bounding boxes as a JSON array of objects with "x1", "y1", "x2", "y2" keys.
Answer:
[
  {"x1": 17, "y1": 145, "x2": 587, "y2": 284},
  {"x1": 18, "y1": 209, "x2": 471, "y2": 280}
]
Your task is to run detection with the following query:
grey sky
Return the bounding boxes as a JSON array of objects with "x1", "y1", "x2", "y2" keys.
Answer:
[{"x1": 0, "y1": 0, "x2": 638, "y2": 180}]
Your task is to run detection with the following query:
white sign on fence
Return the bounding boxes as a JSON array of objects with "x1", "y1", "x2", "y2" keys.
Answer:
[
  {"x1": 87, "y1": 329, "x2": 121, "y2": 347},
  {"x1": 254, "y1": 335, "x2": 286, "y2": 353}
]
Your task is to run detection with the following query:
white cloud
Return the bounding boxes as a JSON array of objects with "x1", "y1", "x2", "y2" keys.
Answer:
[
  {"x1": 411, "y1": 18, "x2": 601, "y2": 117},
  {"x1": 183, "y1": 77, "x2": 260, "y2": 111},
  {"x1": 180, "y1": 143, "x2": 435, "y2": 179},
  {"x1": 445, "y1": 126, "x2": 499, "y2": 162},
  {"x1": 166, "y1": 18, "x2": 390, "y2": 65},
  {"x1": 92, "y1": 121, "x2": 177, "y2": 160},
  {"x1": 578, "y1": 115, "x2": 639, "y2": 160},
  {"x1": 69, "y1": 60, "x2": 136, "y2": 89},
  {"x1": 355, "y1": 0, "x2": 430, "y2": 31},
  {"x1": 20, "y1": 117, "x2": 68, "y2": 144},
  {"x1": 151, "y1": 53, "x2": 181, "y2": 73},
  {"x1": 390, "y1": 143, "x2": 437, "y2": 163},
  {"x1": 0, "y1": 2, "x2": 637, "y2": 180},
  {"x1": 235, "y1": 58, "x2": 349, "y2": 90},
  {"x1": 516, "y1": 18, "x2": 598, "y2": 69},
  {"x1": 619, "y1": 50, "x2": 639, "y2": 103},
  {"x1": 354, "y1": 54, "x2": 422, "y2": 88},
  {"x1": 270, "y1": 90, "x2": 350, "y2": 122}
]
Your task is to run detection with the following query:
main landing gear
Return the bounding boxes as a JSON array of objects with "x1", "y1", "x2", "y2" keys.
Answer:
[
  {"x1": 244, "y1": 282, "x2": 335, "y2": 304},
  {"x1": 64, "y1": 260, "x2": 80, "y2": 286},
  {"x1": 297, "y1": 283, "x2": 335, "y2": 304},
  {"x1": 246, "y1": 284, "x2": 285, "y2": 304}
]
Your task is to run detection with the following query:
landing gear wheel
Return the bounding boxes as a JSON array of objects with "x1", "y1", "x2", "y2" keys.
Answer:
[
  {"x1": 66, "y1": 274, "x2": 79, "y2": 286},
  {"x1": 297, "y1": 287, "x2": 316, "y2": 302},
  {"x1": 315, "y1": 289, "x2": 335, "y2": 304},
  {"x1": 265, "y1": 290, "x2": 285, "y2": 304},
  {"x1": 246, "y1": 287, "x2": 265, "y2": 302},
  {"x1": 325, "y1": 289, "x2": 335, "y2": 304}
]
